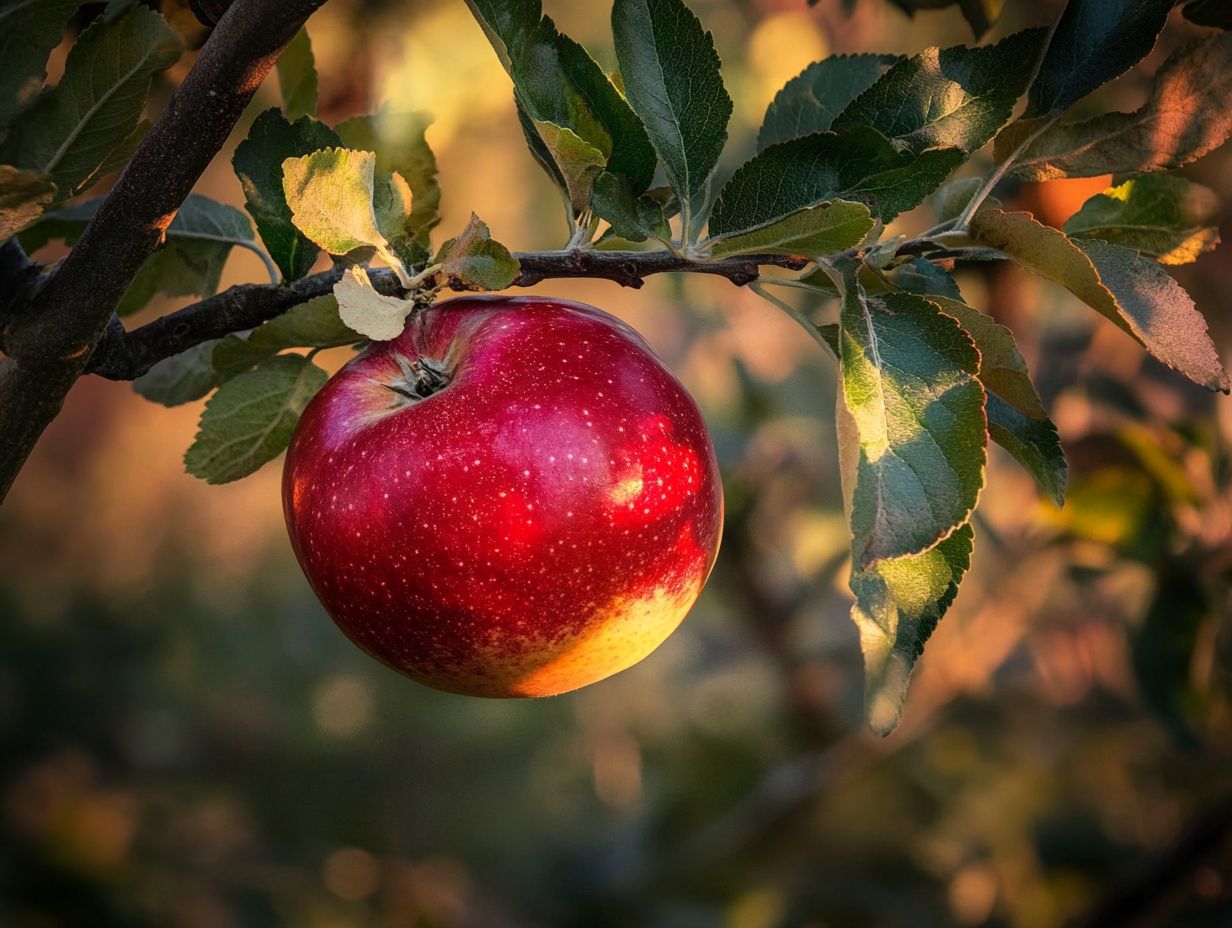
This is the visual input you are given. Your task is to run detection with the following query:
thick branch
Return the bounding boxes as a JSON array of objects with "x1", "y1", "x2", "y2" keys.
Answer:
[
  {"x1": 0, "y1": 0, "x2": 326, "y2": 504},
  {"x1": 85, "y1": 251, "x2": 809, "y2": 381}
]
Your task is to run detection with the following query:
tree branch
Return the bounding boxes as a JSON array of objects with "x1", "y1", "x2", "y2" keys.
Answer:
[
  {"x1": 0, "y1": 0, "x2": 327, "y2": 504},
  {"x1": 84, "y1": 251, "x2": 809, "y2": 381}
]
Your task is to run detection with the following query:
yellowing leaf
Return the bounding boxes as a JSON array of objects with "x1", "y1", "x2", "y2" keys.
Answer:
[{"x1": 333, "y1": 265, "x2": 413, "y2": 342}]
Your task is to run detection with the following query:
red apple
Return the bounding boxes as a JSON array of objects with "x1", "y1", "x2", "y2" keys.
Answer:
[{"x1": 283, "y1": 295, "x2": 723, "y2": 697}]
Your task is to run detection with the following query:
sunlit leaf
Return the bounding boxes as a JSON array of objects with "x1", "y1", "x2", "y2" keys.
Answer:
[
  {"x1": 836, "y1": 278, "x2": 986, "y2": 569},
  {"x1": 1001, "y1": 32, "x2": 1232, "y2": 180},
  {"x1": 833, "y1": 29, "x2": 1046, "y2": 154},
  {"x1": 0, "y1": 165, "x2": 56, "y2": 239},
  {"x1": 435, "y1": 213, "x2": 520, "y2": 292},
  {"x1": 333, "y1": 265, "x2": 413, "y2": 342},
  {"x1": 275, "y1": 27, "x2": 317, "y2": 121},
  {"x1": 1064, "y1": 175, "x2": 1220, "y2": 266},
  {"x1": 971, "y1": 209, "x2": 1228, "y2": 393}
]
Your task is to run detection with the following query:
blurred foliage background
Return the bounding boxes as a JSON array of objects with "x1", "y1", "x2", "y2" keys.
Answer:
[{"x1": 3, "y1": 1, "x2": 1232, "y2": 925}]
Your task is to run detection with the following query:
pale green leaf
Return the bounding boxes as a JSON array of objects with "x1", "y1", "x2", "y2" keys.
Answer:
[
  {"x1": 971, "y1": 209, "x2": 1228, "y2": 392},
  {"x1": 758, "y1": 54, "x2": 897, "y2": 150},
  {"x1": 185, "y1": 354, "x2": 328, "y2": 484},
  {"x1": 852, "y1": 523, "x2": 973, "y2": 735},
  {"x1": 0, "y1": 6, "x2": 181, "y2": 197},
  {"x1": 531, "y1": 120, "x2": 606, "y2": 213},
  {"x1": 833, "y1": 29, "x2": 1046, "y2": 154},
  {"x1": 706, "y1": 200, "x2": 873, "y2": 258},
  {"x1": 282, "y1": 147, "x2": 407, "y2": 278},
  {"x1": 1064, "y1": 174, "x2": 1220, "y2": 266},
  {"x1": 276, "y1": 27, "x2": 317, "y2": 120},
  {"x1": 928, "y1": 176, "x2": 984, "y2": 224},
  {"x1": 333, "y1": 265, "x2": 413, "y2": 342},
  {"x1": 1002, "y1": 32, "x2": 1232, "y2": 180}
]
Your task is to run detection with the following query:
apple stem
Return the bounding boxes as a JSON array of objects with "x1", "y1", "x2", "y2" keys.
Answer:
[{"x1": 386, "y1": 353, "x2": 451, "y2": 402}]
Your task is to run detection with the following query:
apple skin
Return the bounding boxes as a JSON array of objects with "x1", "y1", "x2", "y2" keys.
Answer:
[{"x1": 283, "y1": 295, "x2": 723, "y2": 697}]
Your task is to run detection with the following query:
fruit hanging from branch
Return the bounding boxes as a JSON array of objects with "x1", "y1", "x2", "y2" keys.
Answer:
[{"x1": 282, "y1": 297, "x2": 723, "y2": 697}]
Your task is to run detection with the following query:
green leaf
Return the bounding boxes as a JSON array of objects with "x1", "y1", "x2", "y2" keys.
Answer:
[
  {"x1": 0, "y1": 164, "x2": 56, "y2": 239},
  {"x1": 1025, "y1": 0, "x2": 1172, "y2": 117},
  {"x1": 833, "y1": 29, "x2": 1046, "y2": 154},
  {"x1": 971, "y1": 209, "x2": 1229, "y2": 393},
  {"x1": 880, "y1": 256, "x2": 964, "y2": 302},
  {"x1": 1064, "y1": 175, "x2": 1220, "y2": 266},
  {"x1": 0, "y1": 0, "x2": 84, "y2": 127},
  {"x1": 553, "y1": 33, "x2": 656, "y2": 194},
  {"x1": 531, "y1": 120, "x2": 606, "y2": 213},
  {"x1": 706, "y1": 200, "x2": 873, "y2": 258},
  {"x1": 612, "y1": 0, "x2": 732, "y2": 212},
  {"x1": 185, "y1": 354, "x2": 328, "y2": 485},
  {"x1": 590, "y1": 171, "x2": 670, "y2": 243},
  {"x1": 232, "y1": 109, "x2": 341, "y2": 282},
  {"x1": 213, "y1": 295, "x2": 360, "y2": 378},
  {"x1": 851, "y1": 523, "x2": 973, "y2": 736},
  {"x1": 710, "y1": 126, "x2": 964, "y2": 234},
  {"x1": 332, "y1": 265, "x2": 413, "y2": 342},
  {"x1": 282, "y1": 147, "x2": 408, "y2": 279},
  {"x1": 1001, "y1": 33, "x2": 1232, "y2": 180},
  {"x1": 758, "y1": 54, "x2": 898, "y2": 150},
  {"x1": 435, "y1": 213, "x2": 520, "y2": 291},
  {"x1": 836, "y1": 278, "x2": 987, "y2": 569},
  {"x1": 465, "y1": 0, "x2": 654, "y2": 207},
  {"x1": 0, "y1": 5, "x2": 181, "y2": 198},
  {"x1": 133, "y1": 341, "x2": 221, "y2": 407},
  {"x1": 928, "y1": 176, "x2": 984, "y2": 224},
  {"x1": 336, "y1": 111, "x2": 440, "y2": 258},
  {"x1": 1183, "y1": 0, "x2": 1232, "y2": 29},
  {"x1": 985, "y1": 394, "x2": 1067, "y2": 505},
  {"x1": 275, "y1": 27, "x2": 317, "y2": 121},
  {"x1": 955, "y1": 0, "x2": 1005, "y2": 38}
]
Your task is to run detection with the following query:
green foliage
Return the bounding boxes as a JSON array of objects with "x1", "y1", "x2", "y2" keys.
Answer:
[
  {"x1": 705, "y1": 200, "x2": 873, "y2": 258},
  {"x1": 275, "y1": 28, "x2": 318, "y2": 121},
  {"x1": 758, "y1": 54, "x2": 898, "y2": 150},
  {"x1": 836, "y1": 280, "x2": 986, "y2": 570},
  {"x1": 282, "y1": 147, "x2": 410, "y2": 280},
  {"x1": 711, "y1": 127, "x2": 963, "y2": 232},
  {"x1": 612, "y1": 0, "x2": 732, "y2": 231},
  {"x1": 1064, "y1": 175, "x2": 1220, "y2": 266},
  {"x1": 185, "y1": 354, "x2": 328, "y2": 484},
  {"x1": 590, "y1": 172, "x2": 671, "y2": 243},
  {"x1": 971, "y1": 209, "x2": 1229, "y2": 393},
  {"x1": 0, "y1": 0, "x2": 84, "y2": 126},
  {"x1": 23, "y1": 193, "x2": 272, "y2": 315},
  {"x1": 434, "y1": 213, "x2": 520, "y2": 291},
  {"x1": 832, "y1": 29, "x2": 1045, "y2": 155},
  {"x1": 233, "y1": 109, "x2": 342, "y2": 282},
  {"x1": 851, "y1": 523, "x2": 973, "y2": 735},
  {"x1": 1001, "y1": 32, "x2": 1232, "y2": 180},
  {"x1": 1024, "y1": 0, "x2": 1172, "y2": 117},
  {"x1": 213, "y1": 295, "x2": 359, "y2": 378},
  {"x1": 0, "y1": 5, "x2": 181, "y2": 201},
  {"x1": 336, "y1": 112, "x2": 440, "y2": 263},
  {"x1": 132, "y1": 341, "x2": 221, "y2": 407}
]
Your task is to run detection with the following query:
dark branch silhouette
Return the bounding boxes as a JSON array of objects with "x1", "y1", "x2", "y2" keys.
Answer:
[
  {"x1": 83, "y1": 251, "x2": 809, "y2": 381},
  {"x1": 0, "y1": 0, "x2": 328, "y2": 503}
]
